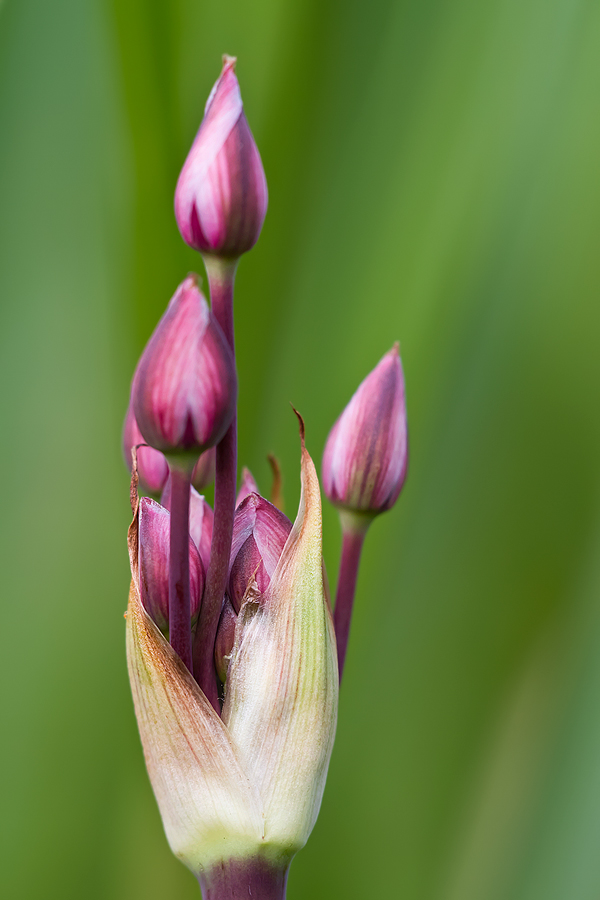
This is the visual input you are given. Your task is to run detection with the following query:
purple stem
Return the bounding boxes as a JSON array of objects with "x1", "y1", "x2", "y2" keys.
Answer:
[
  {"x1": 334, "y1": 518, "x2": 368, "y2": 681},
  {"x1": 168, "y1": 465, "x2": 193, "y2": 672},
  {"x1": 193, "y1": 257, "x2": 238, "y2": 711},
  {"x1": 198, "y1": 858, "x2": 289, "y2": 900}
]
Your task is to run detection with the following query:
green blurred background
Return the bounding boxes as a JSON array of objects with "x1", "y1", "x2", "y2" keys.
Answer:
[{"x1": 2, "y1": 0, "x2": 600, "y2": 897}]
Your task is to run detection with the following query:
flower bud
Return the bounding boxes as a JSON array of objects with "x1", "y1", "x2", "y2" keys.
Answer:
[
  {"x1": 235, "y1": 466, "x2": 259, "y2": 508},
  {"x1": 228, "y1": 493, "x2": 292, "y2": 613},
  {"x1": 122, "y1": 401, "x2": 169, "y2": 496},
  {"x1": 161, "y1": 480, "x2": 214, "y2": 572},
  {"x1": 174, "y1": 56, "x2": 268, "y2": 259},
  {"x1": 214, "y1": 597, "x2": 237, "y2": 684},
  {"x1": 138, "y1": 497, "x2": 204, "y2": 634},
  {"x1": 192, "y1": 447, "x2": 216, "y2": 491},
  {"x1": 322, "y1": 344, "x2": 408, "y2": 516},
  {"x1": 132, "y1": 275, "x2": 237, "y2": 461}
]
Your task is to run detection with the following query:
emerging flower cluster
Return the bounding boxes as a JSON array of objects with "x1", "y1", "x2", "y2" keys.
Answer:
[{"x1": 122, "y1": 56, "x2": 408, "y2": 900}]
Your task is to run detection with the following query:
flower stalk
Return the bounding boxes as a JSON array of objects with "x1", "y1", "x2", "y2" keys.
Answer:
[
  {"x1": 167, "y1": 463, "x2": 194, "y2": 672},
  {"x1": 193, "y1": 256, "x2": 238, "y2": 710},
  {"x1": 333, "y1": 512, "x2": 370, "y2": 680}
]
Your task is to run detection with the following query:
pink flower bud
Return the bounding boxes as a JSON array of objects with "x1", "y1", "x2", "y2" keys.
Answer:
[
  {"x1": 122, "y1": 401, "x2": 169, "y2": 496},
  {"x1": 322, "y1": 344, "x2": 408, "y2": 515},
  {"x1": 228, "y1": 493, "x2": 292, "y2": 613},
  {"x1": 174, "y1": 56, "x2": 268, "y2": 258},
  {"x1": 132, "y1": 275, "x2": 237, "y2": 459},
  {"x1": 161, "y1": 480, "x2": 214, "y2": 573},
  {"x1": 138, "y1": 498, "x2": 204, "y2": 634},
  {"x1": 235, "y1": 466, "x2": 259, "y2": 508},
  {"x1": 214, "y1": 597, "x2": 237, "y2": 684},
  {"x1": 192, "y1": 447, "x2": 216, "y2": 491}
]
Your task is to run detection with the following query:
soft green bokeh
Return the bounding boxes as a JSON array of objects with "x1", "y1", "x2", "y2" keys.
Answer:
[{"x1": 1, "y1": 0, "x2": 600, "y2": 897}]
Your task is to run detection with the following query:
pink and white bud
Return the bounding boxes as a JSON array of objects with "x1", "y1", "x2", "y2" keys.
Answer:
[
  {"x1": 174, "y1": 56, "x2": 268, "y2": 259},
  {"x1": 122, "y1": 401, "x2": 169, "y2": 496},
  {"x1": 132, "y1": 275, "x2": 237, "y2": 461},
  {"x1": 192, "y1": 447, "x2": 216, "y2": 491},
  {"x1": 235, "y1": 466, "x2": 259, "y2": 508},
  {"x1": 161, "y1": 480, "x2": 214, "y2": 572},
  {"x1": 228, "y1": 493, "x2": 292, "y2": 613},
  {"x1": 214, "y1": 597, "x2": 237, "y2": 684},
  {"x1": 138, "y1": 497, "x2": 204, "y2": 634},
  {"x1": 322, "y1": 344, "x2": 408, "y2": 515}
]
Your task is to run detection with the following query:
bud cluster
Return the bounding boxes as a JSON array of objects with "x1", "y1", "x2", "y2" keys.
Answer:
[{"x1": 122, "y1": 55, "x2": 409, "y2": 900}]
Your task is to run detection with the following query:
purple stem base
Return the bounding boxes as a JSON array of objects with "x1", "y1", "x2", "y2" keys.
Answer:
[{"x1": 198, "y1": 858, "x2": 289, "y2": 900}]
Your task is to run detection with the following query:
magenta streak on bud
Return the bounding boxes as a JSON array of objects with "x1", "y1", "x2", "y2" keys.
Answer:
[
  {"x1": 235, "y1": 466, "x2": 259, "y2": 508},
  {"x1": 131, "y1": 275, "x2": 237, "y2": 458},
  {"x1": 228, "y1": 493, "x2": 292, "y2": 614},
  {"x1": 138, "y1": 497, "x2": 204, "y2": 635},
  {"x1": 175, "y1": 56, "x2": 268, "y2": 259},
  {"x1": 162, "y1": 480, "x2": 214, "y2": 573},
  {"x1": 122, "y1": 402, "x2": 169, "y2": 496},
  {"x1": 192, "y1": 446, "x2": 216, "y2": 491},
  {"x1": 214, "y1": 597, "x2": 237, "y2": 684},
  {"x1": 322, "y1": 344, "x2": 408, "y2": 515}
]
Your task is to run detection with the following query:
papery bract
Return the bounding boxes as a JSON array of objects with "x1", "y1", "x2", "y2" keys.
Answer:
[
  {"x1": 138, "y1": 497, "x2": 204, "y2": 633},
  {"x1": 123, "y1": 401, "x2": 169, "y2": 496},
  {"x1": 174, "y1": 56, "x2": 268, "y2": 258},
  {"x1": 228, "y1": 493, "x2": 292, "y2": 613},
  {"x1": 126, "y1": 432, "x2": 338, "y2": 879},
  {"x1": 322, "y1": 344, "x2": 408, "y2": 515},
  {"x1": 132, "y1": 275, "x2": 237, "y2": 459},
  {"x1": 214, "y1": 597, "x2": 237, "y2": 684}
]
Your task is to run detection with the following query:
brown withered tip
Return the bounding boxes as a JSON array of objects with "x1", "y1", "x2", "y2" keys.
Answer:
[
  {"x1": 290, "y1": 404, "x2": 306, "y2": 445},
  {"x1": 222, "y1": 54, "x2": 237, "y2": 70},
  {"x1": 186, "y1": 272, "x2": 202, "y2": 289},
  {"x1": 130, "y1": 445, "x2": 141, "y2": 514},
  {"x1": 392, "y1": 340, "x2": 400, "y2": 354}
]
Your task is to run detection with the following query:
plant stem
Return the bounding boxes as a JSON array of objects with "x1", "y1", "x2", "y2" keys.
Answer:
[
  {"x1": 168, "y1": 464, "x2": 193, "y2": 672},
  {"x1": 334, "y1": 512, "x2": 370, "y2": 681},
  {"x1": 193, "y1": 256, "x2": 238, "y2": 711},
  {"x1": 198, "y1": 858, "x2": 289, "y2": 900}
]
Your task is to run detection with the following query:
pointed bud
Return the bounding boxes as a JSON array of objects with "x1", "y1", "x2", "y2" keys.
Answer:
[
  {"x1": 192, "y1": 446, "x2": 216, "y2": 491},
  {"x1": 322, "y1": 344, "x2": 408, "y2": 516},
  {"x1": 122, "y1": 401, "x2": 169, "y2": 496},
  {"x1": 214, "y1": 597, "x2": 237, "y2": 684},
  {"x1": 235, "y1": 466, "x2": 259, "y2": 508},
  {"x1": 132, "y1": 275, "x2": 237, "y2": 461},
  {"x1": 174, "y1": 56, "x2": 268, "y2": 259},
  {"x1": 138, "y1": 497, "x2": 204, "y2": 633},
  {"x1": 228, "y1": 493, "x2": 292, "y2": 613},
  {"x1": 161, "y1": 480, "x2": 214, "y2": 572}
]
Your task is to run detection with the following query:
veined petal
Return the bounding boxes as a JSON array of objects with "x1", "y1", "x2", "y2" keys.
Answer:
[
  {"x1": 126, "y1": 514, "x2": 263, "y2": 874},
  {"x1": 223, "y1": 420, "x2": 338, "y2": 854}
]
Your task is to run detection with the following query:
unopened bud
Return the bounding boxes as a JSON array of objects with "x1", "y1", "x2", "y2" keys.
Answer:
[
  {"x1": 214, "y1": 597, "x2": 237, "y2": 683},
  {"x1": 174, "y1": 56, "x2": 268, "y2": 259},
  {"x1": 131, "y1": 275, "x2": 237, "y2": 462},
  {"x1": 161, "y1": 480, "x2": 214, "y2": 572},
  {"x1": 192, "y1": 447, "x2": 216, "y2": 491},
  {"x1": 322, "y1": 344, "x2": 408, "y2": 517},
  {"x1": 228, "y1": 493, "x2": 292, "y2": 613},
  {"x1": 138, "y1": 497, "x2": 204, "y2": 634},
  {"x1": 235, "y1": 466, "x2": 259, "y2": 508},
  {"x1": 122, "y1": 401, "x2": 169, "y2": 496}
]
